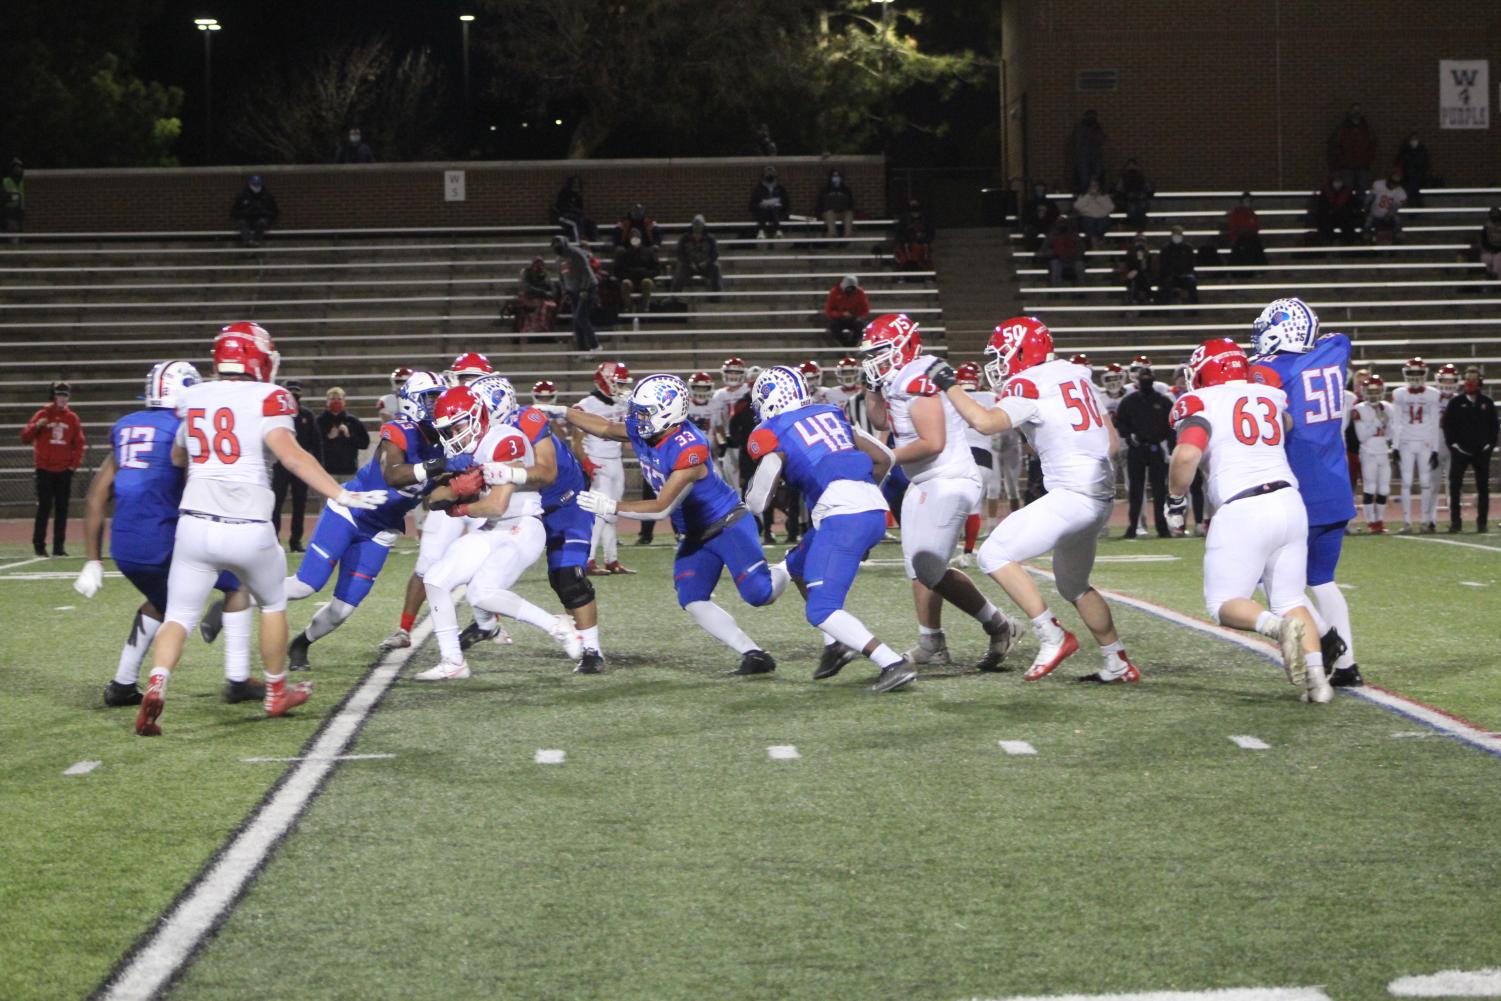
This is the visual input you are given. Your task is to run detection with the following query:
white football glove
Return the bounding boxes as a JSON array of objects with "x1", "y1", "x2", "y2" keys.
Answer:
[
  {"x1": 1164, "y1": 494, "x2": 1188, "y2": 534},
  {"x1": 577, "y1": 490, "x2": 618, "y2": 517},
  {"x1": 337, "y1": 489, "x2": 388, "y2": 511},
  {"x1": 74, "y1": 560, "x2": 104, "y2": 598},
  {"x1": 482, "y1": 462, "x2": 528, "y2": 486},
  {"x1": 531, "y1": 403, "x2": 568, "y2": 417}
]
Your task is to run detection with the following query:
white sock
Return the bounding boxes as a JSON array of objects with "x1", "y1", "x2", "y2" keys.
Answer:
[
  {"x1": 1100, "y1": 639, "x2": 1124, "y2": 659},
  {"x1": 973, "y1": 600, "x2": 1002, "y2": 626},
  {"x1": 305, "y1": 598, "x2": 358, "y2": 643},
  {"x1": 918, "y1": 624, "x2": 942, "y2": 638},
  {"x1": 589, "y1": 515, "x2": 604, "y2": 562},
  {"x1": 284, "y1": 576, "x2": 315, "y2": 601},
  {"x1": 581, "y1": 625, "x2": 601, "y2": 652},
  {"x1": 1030, "y1": 609, "x2": 1063, "y2": 643},
  {"x1": 1310, "y1": 582, "x2": 1355, "y2": 669},
  {"x1": 148, "y1": 666, "x2": 171, "y2": 689},
  {"x1": 821, "y1": 632, "x2": 838, "y2": 647},
  {"x1": 221, "y1": 608, "x2": 253, "y2": 683},
  {"x1": 475, "y1": 589, "x2": 556, "y2": 631},
  {"x1": 603, "y1": 520, "x2": 618, "y2": 564},
  {"x1": 685, "y1": 600, "x2": 757, "y2": 654},
  {"x1": 1254, "y1": 610, "x2": 1282, "y2": 638},
  {"x1": 114, "y1": 612, "x2": 162, "y2": 686},
  {"x1": 473, "y1": 606, "x2": 500, "y2": 631},
  {"x1": 769, "y1": 562, "x2": 790, "y2": 602},
  {"x1": 815, "y1": 610, "x2": 875, "y2": 657},
  {"x1": 869, "y1": 644, "x2": 904, "y2": 668},
  {"x1": 424, "y1": 583, "x2": 463, "y2": 663}
]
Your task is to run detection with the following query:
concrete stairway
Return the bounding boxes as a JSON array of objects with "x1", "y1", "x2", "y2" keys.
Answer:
[{"x1": 932, "y1": 227, "x2": 1020, "y2": 361}]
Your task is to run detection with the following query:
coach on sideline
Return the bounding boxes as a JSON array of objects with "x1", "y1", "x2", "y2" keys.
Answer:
[
  {"x1": 21, "y1": 380, "x2": 86, "y2": 557},
  {"x1": 1444, "y1": 366, "x2": 1497, "y2": 534}
]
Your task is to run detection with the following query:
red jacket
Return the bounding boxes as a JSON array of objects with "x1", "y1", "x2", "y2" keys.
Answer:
[
  {"x1": 824, "y1": 285, "x2": 870, "y2": 321},
  {"x1": 21, "y1": 403, "x2": 86, "y2": 472}
]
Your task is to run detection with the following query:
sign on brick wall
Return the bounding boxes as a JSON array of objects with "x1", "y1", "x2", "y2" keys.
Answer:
[
  {"x1": 1439, "y1": 60, "x2": 1489, "y2": 129},
  {"x1": 444, "y1": 170, "x2": 467, "y2": 201}
]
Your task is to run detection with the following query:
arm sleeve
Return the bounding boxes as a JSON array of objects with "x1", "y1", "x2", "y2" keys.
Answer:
[
  {"x1": 745, "y1": 453, "x2": 782, "y2": 514},
  {"x1": 1175, "y1": 419, "x2": 1211, "y2": 450}
]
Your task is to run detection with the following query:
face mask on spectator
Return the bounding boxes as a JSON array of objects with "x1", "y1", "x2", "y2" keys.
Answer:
[
  {"x1": 831, "y1": 174, "x2": 842, "y2": 186},
  {"x1": 1465, "y1": 375, "x2": 1482, "y2": 393},
  {"x1": 1171, "y1": 234, "x2": 1183, "y2": 245},
  {"x1": 349, "y1": 132, "x2": 360, "y2": 144},
  {"x1": 630, "y1": 235, "x2": 642, "y2": 248},
  {"x1": 328, "y1": 397, "x2": 346, "y2": 414},
  {"x1": 764, "y1": 170, "x2": 776, "y2": 182}
]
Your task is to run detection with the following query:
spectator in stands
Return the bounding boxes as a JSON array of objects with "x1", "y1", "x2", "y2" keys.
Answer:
[
  {"x1": 1113, "y1": 158, "x2": 1154, "y2": 228},
  {"x1": 553, "y1": 235, "x2": 601, "y2": 352},
  {"x1": 751, "y1": 122, "x2": 778, "y2": 158},
  {"x1": 815, "y1": 168, "x2": 856, "y2": 237},
  {"x1": 335, "y1": 127, "x2": 375, "y2": 164},
  {"x1": 2, "y1": 158, "x2": 24, "y2": 241},
  {"x1": 1041, "y1": 214, "x2": 1085, "y2": 287},
  {"x1": 230, "y1": 174, "x2": 279, "y2": 248},
  {"x1": 1444, "y1": 366, "x2": 1496, "y2": 534},
  {"x1": 514, "y1": 256, "x2": 560, "y2": 333},
  {"x1": 749, "y1": 165, "x2": 791, "y2": 238},
  {"x1": 316, "y1": 387, "x2": 370, "y2": 477},
  {"x1": 1478, "y1": 207, "x2": 1501, "y2": 279},
  {"x1": 824, "y1": 275, "x2": 870, "y2": 347},
  {"x1": 1364, "y1": 169, "x2": 1408, "y2": 242},
  {"x1": 271, "y1": 380, "x2": 321, "y2": 552},
  {"x1": 1395, "y1": 133, "x2": 1431, "y2": 207},
  {"x1": 673, "y1": 215, "x2": 722, "y2": 293},
  {"x1": 1329, "y1": 103, "x2": 1377, "y2": 193},
  {"x1": 1312, "y1": 174, "x2": 1360, "y2": 245},
  {"x1": 1119, "y1": 232, "x2": 1152, "y2": 305},
  {"x1": 22, "y1": 380, "x2": 85, "y2": 557},
  {"x1": 1223, "y1": 192, "x2": 1267, "y2": 266},
  {"x1": 1021, "y1": 181, "x2": 1060, "y2": 253},
  {"x1": 893, "y1": 199, "x2": 935, "y2": 270},
  {"x1": 1156, "y1": 225, "x2": 1199, "y2": 305},
  {"x1": 1072, "y1": 178, "x2": 1115, "y2": 246},
  {"x1": 613, "y1": 227, "x2": 661, "y2": 311},
  {"x1": 1068, "y1": 109, "x2": 1106, "y2": 194},
  {"x1": 552, "y1": 175, "x2": 596, "y2": 242},
  {"x1": 613, "y1": 203, "x2": 660, "y2": 248}
]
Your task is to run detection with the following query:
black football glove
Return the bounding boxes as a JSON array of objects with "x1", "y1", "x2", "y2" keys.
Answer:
[
  {"x1": 1428, "y1": 451, "x2": 1441, "y2": 470},
  {"x1": 926, "y1": 359, "x2": 958, "y2": 392}
]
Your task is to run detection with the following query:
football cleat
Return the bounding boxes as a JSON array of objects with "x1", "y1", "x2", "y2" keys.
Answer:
[
  {"x1": 264, "y1": 679, "x2": 313, "y2": 716},
  {"x1": 135, "y1": 675, "x2": 167, "y2": 736},
  {"x1": 574, "y1": 649, "x2": 605, "y2": 675},
  {"x1": 1330, "y1": 663, "x2": 1365, "y2": 687},
  {"x1": 549, "y1": 615, "x2": 585, "y2": 660},
  {"x1": 287, "y1": 634, "x2": 312, "y2": 671},
  {"x1": 869, "y1": 659, "x2": 917, "y2": 694},
  {"x1": 904, "y1": 631, "x2": 950, "y2": 666},
  {"x1": 1277, "y1": 617, "x2": 1307, "y2": 687},
  {"x1": 199, "y1": 599, "x2": 225, "y2": 644},
  {"x1": 1319, "y1": 628, "x2": 1348, "y2": 671},
  {"x1": 1369, "y1": 520, "x2": 1386, "y2": 535},
  {"x1": 732, "y1": 649, "x2": 777, "y2": 676},
  {"x1": 380, "y1": 628, "x2": 412, "y2": 651},
  {"x1": 1078, "y1": 653, "x2": 1141, "y2": 684},
  {"x1": 458, "y1": 620, "x2": 503, "y2": 651},
  {"x1": 975, "y1": 614, "x2": 1021, "y2": 672},
  {"x1": 223, "y1": 678, "x2": 266, "y2": 704},
  {"x1": 604, "y1": 560, "x2": 636, "y2": 575},
  {"x1": 104, "y1": 681, "x2": 143, "y2": 707},
  {"x1": 585, "y1": 559, "x2": 610, "y2": 577},
  {"x1": 414, "y1": 659, "x2": 471, "y2": 682},
  {"x1": 814, "y1": 641, "x2": 859, "y2": 680},
  {"x1": 1023, "y1": 625, "x2": 1080, "y2": 681},
  {"x1": 1303, "y1": 661, "x2": 1334, "y2": 704},
  {"x1": 1423, "y1": 522, "x2": 1438, "y2": 534},
  {"x1": 950, "y1": 552, "x2": 975, "y2": 569}
]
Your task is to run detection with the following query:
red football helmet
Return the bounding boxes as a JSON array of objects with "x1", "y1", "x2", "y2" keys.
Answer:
[
  {"x1": 1101, "y1": 362, "x2": 1126, "y2": 394},
  {"x1": 1070, "y1": 352, "x2": 1091, "y2": 368},
  {"x1": 1361, "y1": 374, "x2": 1386, "y2": 403},
  {"x1": 1128, "y1": 354, "x2": 1153, "y2": 379},
  {"x1": 721, "y1": 356, "x2": 747, "y2": 387},
  {"x1": 984, "y1": 316, "x2": 1053, "y2": 389},
  {"x1": 860, "y1": 313, "x2": 922, "y2": 386},
  {"x1": 451, "y1": 351, "x2": 494, "y2": 385},
  {"x1": 956, "y1": 361, "x2": 982, "y2": 391},
  {"x1": 799, "y1": 359, "x2": 824, "y2": 387},
  {"x1": 1402, "y1": 357, "x2": 1428, "y2": 388},
  {"x1": 834, "y1": 355, "x2": 861, "y2": 388},
  {"x1": 431, "y1": 386, "x2": 490, "y2": 457},
  {"x1": 213, "y1": 321, "x2": 279, "y2": 382},
  {"x1": 688, "y1": 371, "x2": 715, "y2": 405},
  {"x1": 531, "y1": 379, "x2": 557, "y2": 404},
  {"x1": 390, "y1": 366, "x2": 413, "y2": 391},
  {"x1": 1187, "y1": 338, "x2": 1249, "y2": 388},
  {"x1": 1436, "y1": 363, "x2": 1459, "y2": 395}
]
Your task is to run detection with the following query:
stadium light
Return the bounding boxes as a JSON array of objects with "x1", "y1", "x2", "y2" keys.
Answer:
[
  {"x1": 193, "y1": 19, "x2": 222, "y2": 163},
  {"x1": 459, "y1": 15, "x2": 475, "y2": 120},
  {"x1": 459, "y1": 14, "x2": 475, "y2": 21}
]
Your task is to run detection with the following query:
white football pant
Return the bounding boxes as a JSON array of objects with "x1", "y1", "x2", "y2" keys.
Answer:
[
  {"x1": 1202, "y1": 488, "x2": 1310, "y2": 624},
  {"x1": 978, "y1": 488, "x2": 1111, "y2": 601},
  {"x1": 901, "y1": 477, "x2": 982, "y2": 586},
  {"x1": 1396, "y1": 445, "x2": 1437, "y2": 525},
  {"x1": 1359, "y1": 452, "x2": 1392, "y2": 523},
  {"x1": 424, "y1": 518, "x2": 546, "y2": 663},
  {"x1": 164, "y1": 515, "x2": 288, "y2": 630},
  {"x1": 587, "y1": 457, "x2": 625, "y2": 564}
]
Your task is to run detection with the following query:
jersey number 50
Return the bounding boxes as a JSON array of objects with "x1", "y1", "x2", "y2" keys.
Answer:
[
  {"x1": 1060, "y1": 379, "x2": 1104, "y2": 431},
  {"x1": 1300, "y1": 365, "x2": 1346, "y2": 424},
  {"x1": 185, "y1": 408, "x2": 242, "y2": 464}
]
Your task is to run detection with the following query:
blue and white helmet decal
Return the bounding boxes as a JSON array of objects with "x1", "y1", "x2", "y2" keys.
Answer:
[
  {"x1": 468, "y1": 373, "x2": 519, "y2": 425},
  {"x1": 398, "y1": 370, "x2": 447, "y2": 424},
  {"x1": 626, "y1": 374, "x2": 690, "y2": 440},
  {"x1": 751, "y1": 365, "x2": 809, "y2": 421},
  {"x1": 1251, "y1": 297, "x2": 1319, "y2": 357},
  {"x1": 145, "y1": 360, "x2": 201, "y2": 410}
]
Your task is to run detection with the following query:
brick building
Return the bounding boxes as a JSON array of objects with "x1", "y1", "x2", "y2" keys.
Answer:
[{"x1": 1001, "y1": 0, "x2": 1500, "y2": 191}]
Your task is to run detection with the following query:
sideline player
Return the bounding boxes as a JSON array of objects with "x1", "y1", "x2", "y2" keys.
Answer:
[
  {"x1": 573, "y1": 361, "x2": 635, "y2": 575},
  {"x1": 76, "y1": 361, "x2": 262, "y2": 707},
  {"x1": 1167, "y1": 337, "x2": 1332, "y2": 703},
  {"x1": 953, "y1": 361, "x2": 999, "y2": 567},
  {"x1": 709, "y1": 356, "x2": 751, "y2": 488},
  {"x1": 376, "y1": 366, "x2": 413, "y2": 422},
  {"x1": 1250, "y1": 297, "x2": 1362, "y2": 686},
  {"x1": 860, "y1": 313, "x2": 1017, "y2": 671},
  {"x1": 745, "y1": 366, "x2": 915, "y2": 692},
  {"x1": 1390, "y1": 356, "x2": 1442, "y2": 534},
  {"x1": 1350, "y1": 375, "x2": 1393, "y2": 533},
  {"x1": 687, "y1": 371, "x2": 716, "y2": 431},
  {"x1": 928, "y1": 316, "x2": 1133, "y2": 683},
  {"x1": 566, "y1": 374, "x2": 788, "y2": 675},
  {"x1": 134, "y1": 322, "x2": 387, "y2": 736}
]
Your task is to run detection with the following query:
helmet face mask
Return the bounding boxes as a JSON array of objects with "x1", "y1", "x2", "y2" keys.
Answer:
[
  {"x1": 431, "y1": 386, "x2": 489, "y2": 458},
  {"x1": 626, "y1": 375, "x2": 691, "y2": 441},
  {"x1": 1361, "y1": 376, "x2": 1385, "y2": 403},
  {"x1": 531, "y1": 380, "x2": 557, "y2": 405},
  {"x1": 398, "y1": 370, "x2": 446, "y2": 424},
  {"x1": 688, "y1": 371, "x2": 715, "y2": 405},
  {"x1": 834, "y1": 356, "x2": 861, "y2": 388},
  {"x1": 469, "y1": 374, "x2": 519, "y2": 425},
  {"x1": 1437, "y1": 364, "x2": 1459, "y2": 395},
  {"x1": 752, "y1": 366, "x2": 810, "y2": 420},
  {"x1": 1102, "y1": 364, "x2": 1125, "y2": 394},
  {"x1": 722, "y1": 357, "x2": 747, "y2": 388},
  {"x1": 1252, "y1": 297, "x2": 1319, "y2": 357},
  {"x1": 799, "y1": 360, "x2": 823, "y2": 388},
  {"x1": 1403, "y1": 358, "x2": 1428, "y2": 389},
  {"x1": 956, "y1": 361, "x2": 981, "y2": 391},
  {"x1": 145, "y1": 360, "x2": 201, "y2": 410},
  {"x1": 859, "y1": 313, "x2": 922, "y2": 387},
  {"x1": 595, "y1": 361, "x2": 633, "y2": 401}
]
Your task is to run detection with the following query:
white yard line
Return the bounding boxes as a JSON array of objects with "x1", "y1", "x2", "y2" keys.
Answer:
[
  {"x1": 0, "y1": 571, "x2": 124, "y2": 581},
  {"x1": 1228, "y1": 735, "x2": 1271, "y2": 750},
  {"x1": 967, "y1": 987, "x2": 1334, "y2": 1001},
  {"x1": 766, "y1": 745, "x2": 801, "y2": 760},
  {"x1": 1388, "y1": 968, "x2": 1501, "y2": 996},
  {"x1": 534, "y1": 749, "x2": 566, "y2": 764},
  {"x1": 997, "y1": 740, "x2": 1038, "y2": 756},
  {"x1": 0, "y1": 555, "x2": 49, "y2": 572},
  {"x1": 93, "y1": 612, "x2": 436, "y2": 1001},
  {"x1": 240, "y1": 754, "x2": 396, "y2": 764},
  {"x1": 1393, "y1": 535, "x2": 1501, "y2": 554},
  {"x1": 64, "y1": 760, "x2": 102, "y2": 776}
]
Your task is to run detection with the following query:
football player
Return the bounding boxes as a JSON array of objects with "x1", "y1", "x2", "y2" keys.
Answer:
[
  {"x1": 686, "y1": 371, "x2": 716, "y2": 431},
  {"x1": 861, "y1": 313, "x2": 1018, "y2": 671},
  {"x1": 449, "y1": 351, "x2": 494, "y2": 386},
  {"x1": 822, "y1": 356, "x2": 867, "y2": 428},
  {"x1": 566, "y1": 374, "x2": 788, "y2": 675},
  {"x1": 1249, "y1": 297, "x2": 1362, "y2": 686},
  {"x1": 745, "y1": 366, "x2": 915, "y2": 692},
  {"x1": 573, "y1": 361, "x2": 635, "y2": 575},
  {"x1": 954, "y1": 361, "x2": 999, "y2": 567},
  {"x1": 133, "y1": 322, "x2": 387, "y2": 736},
  {"x1": 1350, "y1": 375, "x2": 1393, "y2": 533},
  {"x1": 531, "y1": 380, "x2": 569, "y2": 440},
  {"x1": 709, "y1": 356, "x2": 751, "y2": 487},
  {"x1": 408, "y1": 381, "x2": 585, "y2": 680},
  {"x1": 1167, "y1": 338, "x2": 1332, "y2": 703},
  {"x1": 799, "y1": 360, "x2": 826, "y2": 403},
  {"x1": 76, "y1": 361, "x2": 261, "y2": 707},
  {"x1": 376, "y1": 366, "x2": 413, "y2": 422},
  {"x1": 1390, "y1": 356, "x2": 1443, "y2": 534},
  {"x1": 927, "y1": 317, "x2": 1133, "y2": 683}
]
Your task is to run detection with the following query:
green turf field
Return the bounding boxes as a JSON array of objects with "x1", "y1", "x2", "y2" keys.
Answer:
[{"x1": 2, "y1": 529, "x2": 1499, "y2": 1001}]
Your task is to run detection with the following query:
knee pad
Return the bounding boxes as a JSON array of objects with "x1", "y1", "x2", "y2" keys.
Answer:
[
  {"x1": 549, "y1": 566, "x2": 596, "y2": 610},
  {"x1": 909, "y1": 549, "x2": 950, "y2": 589},
  {"x1": 1375, "y1": 494, "x2": 1387, "y2": 504},
  {"x1": 1361, "y1": 493, "x2": 1374, "y2": 505}
]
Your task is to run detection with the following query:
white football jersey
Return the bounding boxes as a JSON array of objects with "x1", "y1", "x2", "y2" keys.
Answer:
[
  {"x1": 822, "y1": 384, "x2": 859, "y2": 413},
  {"x1": 963, "y1": 389, "x2": 999, "y2": 452},
  {"x1": 175, "y1": 379, "x2": 297, "y2": 520},
  {"x1": 687, "y1": 400, "x2": 714, "y2": 433},
  {"x1": 882, "y1": 355, "x2": 981, "y2": 486},
  {"x1": 574, "y1": 391, "x2": 624, "y2": 461},
  {"x1": 997, "y1": 359, "x2": 1114, "y2": 499},
  {"x1": 1170, "y1": 380, "x2": 1297, "y2": 508},
  {"x1": 1350, "y1": 400, "x2": 1394, "y2": 458},
  {"x1": 477, "y1": 424, "x2": 545, "y2": 523},
  {"x1": 1099, "y1": 390, "x2": 1125, "y2": 420},
  {"x1": 376, "y1": 392, "x2": 399, "y2": 422},
  {"x1": 1390, "y1": 385, "x2": 1443, "y2": 448},
  {"x1": 709, "y1": 384, "x2": 751, "y2": 441},
  {"x1": 1341, "y1": 389, "x2": 1357, "y2": 433}
]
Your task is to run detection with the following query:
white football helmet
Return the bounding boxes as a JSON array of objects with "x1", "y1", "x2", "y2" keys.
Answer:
[
  {"x1": 752, "y1": 366, "x2": 810, "y2": 420},
  {"x1": 1252, "y1": 297, "x2": 1319, "y2": 357},
  {"x1": 144, "y1": 360, "x2": 201, "y2": 410},
  {"x1": 626, "y1": 374, "x2": 690, "y2": 440},
  {"x1": 398, "y1": 370, "x2": 446, "y2": 424},
  {"x1": 469, "y1": 373, "x2": 519, "y2": 425}
]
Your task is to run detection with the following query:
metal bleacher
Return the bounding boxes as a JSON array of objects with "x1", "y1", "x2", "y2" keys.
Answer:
[{"x1": 0, "y1": 217, "x2": 943, "y2": 511}]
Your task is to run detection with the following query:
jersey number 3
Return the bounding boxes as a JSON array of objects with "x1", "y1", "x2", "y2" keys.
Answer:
[{"x1": 185, "y1": 407, "x2": 242, "y2": 464}]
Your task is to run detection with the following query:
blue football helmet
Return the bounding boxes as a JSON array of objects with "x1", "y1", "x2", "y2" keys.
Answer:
[
  {"x1": 1251, "y1": 297, "x2": 1319, "y2": 357},
  {"x1": 751, "y1": 366, "x2": 809, "y2": 420}
]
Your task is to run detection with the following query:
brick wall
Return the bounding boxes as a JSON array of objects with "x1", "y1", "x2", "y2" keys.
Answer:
[
  {"x1": 1002, "y1": 0, "x2": 1501, "y2": 192},
  {"x1": 23, "y1": 156, "x2": 885, "y2": 233}
]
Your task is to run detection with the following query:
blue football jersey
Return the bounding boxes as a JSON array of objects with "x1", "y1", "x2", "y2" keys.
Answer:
[
  {"x1": 109, "y1": 408, "x2": 187, "y2": 564},
  {"x1": 746, "y1": 404, "x2": 873, "y2": 508},
  {"x1": 1251, "y1": 333, "x2": 1357, "y2": 524},
  {"x1": 512, "y1": 405, "x2": 587, "y2": 512},
  {"x1": 629, "y1": 419, "x2": 740, "y2": 535},
  {"x1": 343, "y1": 418, "x2": 444, "y2": 533}
]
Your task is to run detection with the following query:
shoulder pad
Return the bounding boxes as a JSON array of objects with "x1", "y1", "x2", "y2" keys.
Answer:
[
  {"x1": 263, "y1": 388, "x2": 298, "y2": 417},
  {"x1": 1249, "y1": 364, "x2": 1282, "y2": 388},
  {"x1": 1002, "y1": 378, "x2": 1039, "y2": 400},
  {"x1": 1169, "y1": 394, "x2": 1205, "y2": 427}
]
